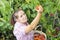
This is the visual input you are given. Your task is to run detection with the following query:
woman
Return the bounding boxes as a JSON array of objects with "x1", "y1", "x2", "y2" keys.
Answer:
[{"x1": 10, "y1": 5, "x2": 43, "y2": 40}]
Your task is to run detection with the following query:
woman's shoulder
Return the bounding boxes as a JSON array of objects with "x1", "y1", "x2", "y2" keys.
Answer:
[
  {"x1": 15, "y1": 22, "x2": 20, "y2": 26},
  {"x1": 14, "y1": 22, "x2": 26, "y2": 29},
  {"x1": 14, "y1": 22, "x2": 21, "y2": 29}
]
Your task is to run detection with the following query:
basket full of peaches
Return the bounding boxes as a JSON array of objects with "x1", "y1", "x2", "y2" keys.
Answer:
[{"x1": 34, "y1": 25, "x2": 47, "y2": 40}]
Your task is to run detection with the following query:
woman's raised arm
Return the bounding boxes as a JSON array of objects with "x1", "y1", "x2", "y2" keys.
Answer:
[{"x1": 25, "y1": 5, "x2": 43, "y2": 34}]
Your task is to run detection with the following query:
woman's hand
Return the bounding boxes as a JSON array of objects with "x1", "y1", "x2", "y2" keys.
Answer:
[{"x1": 35, "y1": 5, "x2": 43, "y2": 13}]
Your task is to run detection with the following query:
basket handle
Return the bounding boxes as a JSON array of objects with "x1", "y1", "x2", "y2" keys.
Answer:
[{"x1": 34, "y1": 25, "x2": 42, "y2": 31}]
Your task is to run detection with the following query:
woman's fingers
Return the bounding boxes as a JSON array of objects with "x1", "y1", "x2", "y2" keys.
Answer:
[{"x1": 35, "y1": 5, "x2": 43, "y2": 13}]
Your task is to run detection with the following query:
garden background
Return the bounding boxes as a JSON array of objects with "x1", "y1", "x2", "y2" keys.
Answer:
[{"x1": 0, "y1": 0, "x2": 60, "y2": 40}]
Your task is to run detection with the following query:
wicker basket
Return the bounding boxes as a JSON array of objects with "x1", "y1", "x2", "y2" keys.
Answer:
[{"x1": 34, "y1": 25, "x2": 47, "y2": 40}]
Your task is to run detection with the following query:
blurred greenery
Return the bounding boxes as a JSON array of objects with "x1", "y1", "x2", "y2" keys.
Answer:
[{"x1": 0, "y1": 0, "x2": 60, "y2": 40}]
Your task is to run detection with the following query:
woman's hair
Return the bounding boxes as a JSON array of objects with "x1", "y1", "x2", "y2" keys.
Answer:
[{"x1": 10, "y1": 9, "x2": 22, "y2": 26}]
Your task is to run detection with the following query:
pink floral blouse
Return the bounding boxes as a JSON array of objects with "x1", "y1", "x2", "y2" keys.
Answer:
[{"x1": 13, "y1": 22, "x2": 34, "y2": 40}]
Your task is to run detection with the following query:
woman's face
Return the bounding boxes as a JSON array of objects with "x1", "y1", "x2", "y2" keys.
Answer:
[{"x1": 17, "y1": 10, "x2": 28, "y2": 23}]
